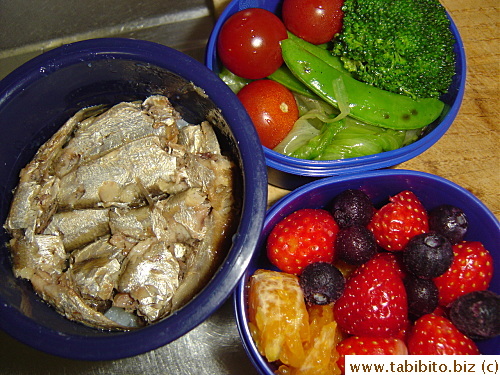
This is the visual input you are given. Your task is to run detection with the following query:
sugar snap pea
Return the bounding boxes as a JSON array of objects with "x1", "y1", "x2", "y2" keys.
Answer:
[
  {"x1": 268, "y1": 65, "x2": 318, "y2": 99},
  {"x1": 268, "y1": 34, "x2": 350, "y2": 98},
  {"x1": 281, "y1": 38, "x2": 445, "y2": 130},
  {"x1": 286, "y1": 32, "x2": 350, "y2": 75}
]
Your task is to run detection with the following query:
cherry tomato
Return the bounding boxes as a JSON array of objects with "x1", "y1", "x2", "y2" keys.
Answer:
[
  {"x1": 282, "y1": 0, "x2": 344, "y2": 45},
  {"x1": 217, "y1": 8, "x2": 288, "y2": 80},
  {"x1": 237, "y1": 80, "x2": 299, "y2": 149}
]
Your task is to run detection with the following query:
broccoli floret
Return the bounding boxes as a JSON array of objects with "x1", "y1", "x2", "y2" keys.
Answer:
[{"x1": 332, "y1": 0, "x2": 456, "y2": 99}]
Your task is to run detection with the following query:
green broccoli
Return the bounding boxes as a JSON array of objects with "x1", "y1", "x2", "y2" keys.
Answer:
[{"x1": 332, "y1": 0, "x2": 456, "y2": 99}]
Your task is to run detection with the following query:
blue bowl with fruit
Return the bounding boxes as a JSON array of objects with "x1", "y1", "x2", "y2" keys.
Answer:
[
  {"x1": 206, "y1": 0, "x2": 466, "y2": 190},
  {"x1": 235, "y1": 170, "x2": 499, "y2": 374}
]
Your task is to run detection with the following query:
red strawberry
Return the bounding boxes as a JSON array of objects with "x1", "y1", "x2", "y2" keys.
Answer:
[
  {"x1": 368, "y1": 190, "x2": 429, "y2": 251},
  {"x1": 407, "y1": 314, "x2": 480, "y2": 354},
  {"x1": 334, "y1": 254, "x2": 408, "y2": 337},
  {"x1": 373, "y1": 251, "x2": 406, "y2": 279},
  {"x1": 434, "y1": 241, "x2": 493, "y2": 306},
  {"x1": 267, "y1": 208, "x2": 339, "y2": 275},
  {"x1": 337, "y1": 336, "x2": 407, "y2": 373}
]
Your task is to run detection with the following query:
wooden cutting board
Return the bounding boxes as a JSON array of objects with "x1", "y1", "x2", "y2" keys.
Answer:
[{"x1": 213, "y1": 0, "x2": 500, "y2": 219}]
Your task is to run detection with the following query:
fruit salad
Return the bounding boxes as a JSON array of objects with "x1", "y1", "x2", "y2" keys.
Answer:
[{"x1": 247, "y1": 189, "x2": 499, "y2": 373}]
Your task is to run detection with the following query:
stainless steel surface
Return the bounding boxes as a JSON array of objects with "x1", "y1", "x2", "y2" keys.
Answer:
[
  {"x1": 0, "y1": 298, "x2": 258, "y2": 375},
  {"x1": 0, "y1": 0, "x2": 216, "y2": 79},
  {"x1": 0, "y1": 1, "x2": 260, "y2": 374}
]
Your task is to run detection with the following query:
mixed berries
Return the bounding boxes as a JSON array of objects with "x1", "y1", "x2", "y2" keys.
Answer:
[
  {"x1": 248, "y1": 189, "x2": 498, "y2": 373},
  {"x1": 334, "y1": 252, "x2": 408, "y2": 338},
  {"x1": 299, "y1": 262, "x2": 345, "y2": 305},
  {"x1": 367, "y1": 190, "x2": 429, "y2": 251},
  {"x1": 267, "y1": 208, "x2": 339, "y2": 275}
]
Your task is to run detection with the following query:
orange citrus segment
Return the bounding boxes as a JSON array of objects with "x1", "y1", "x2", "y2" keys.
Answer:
[
  {"x1": 248, "y1": 269, "x2": 310, "y2": 367},
  {"x1": 284, "y1": 304, "x2": 342, "y2": 375}
]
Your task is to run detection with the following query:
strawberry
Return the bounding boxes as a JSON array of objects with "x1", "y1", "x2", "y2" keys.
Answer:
[
  {"x1": 367, "y1": 190, "x2": 429, "y2": 251},
  {"x1": 267, "y1": 208, "x2": 339, "y2": 275},
  {"x1": 434, "y1": 241, "x2": 493, "y2": 306},
  {"x1": 334, "y1": 254, "x2": 408, "y2": 337},
  {"x1": 407, "y1": 314, "x2": 480, "y2": 354},
  {"x1": 337, "y1": 336, "x2": 407, "y2": 373},
  {"x1": 374, "y1": 251, "x2": 406, "y2": 279}
]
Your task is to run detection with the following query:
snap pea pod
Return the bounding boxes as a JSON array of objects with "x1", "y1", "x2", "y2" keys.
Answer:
[
  {"x1": 286, "y1": 32, "x2": 350, "y2": 75},
  {"x1": 268, "y1": 34, "x2": 350, "y2": 98},
  {"x1": 268, "y1": 65, "x2": 318, "y2": 99},
  {"x1": 281, "y1": 38, "x2": 445, "y2": 130}
]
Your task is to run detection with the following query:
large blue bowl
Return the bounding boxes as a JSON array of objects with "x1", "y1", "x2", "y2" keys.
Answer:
[
  {"x1": 206, "y1": 0, "x2": 466, "y2": 190},
  {"x1": 0, "y1": 38, "x2": 267, "y2": 360},
  {"x1": 235, "y1": 170, "x2": 500, "y2": 374}
]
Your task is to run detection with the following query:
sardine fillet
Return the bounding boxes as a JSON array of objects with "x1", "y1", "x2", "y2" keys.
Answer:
[{"x1": 4, "y1": 95, "x2": 237, "y2": 330}]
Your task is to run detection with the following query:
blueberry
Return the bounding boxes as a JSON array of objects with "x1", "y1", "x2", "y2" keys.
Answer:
[
  {"x1": 331, "y1": 189, "x2": 375, "y2": 228},
  {"x1": 299, "y1": 262, "x2": 345, "y2": 305},
  {"x1": 449, "y1": 290, "x2": 500, "y2": 340},
  {"x1": 403, "y1": 232, "x2": 453, "y2": 279},
  {"x1": 403, "y1": 276, "x2": 439, "y2": 320},
  {"x1": 429, "y1": 204, "x2": 468, "y2": 244},
  {"x1": 335, "y1": 225, "x2": 377, "y2": 265}
]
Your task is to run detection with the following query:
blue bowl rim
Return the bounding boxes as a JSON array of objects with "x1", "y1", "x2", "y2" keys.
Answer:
[
  {"x1": 0, "y1": 37, "x2": 268, "y2": 360},
  {"x1": 205, "y1": 0, "x2": 467, "y2": 177},
  {"x1": 234, "y1": 169, "x2": 500, "y2": 374}
]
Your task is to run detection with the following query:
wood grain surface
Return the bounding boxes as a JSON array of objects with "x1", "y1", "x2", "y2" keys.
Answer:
[{"x1": 213, "y1": 0, "x2": 499, "y2": 219}]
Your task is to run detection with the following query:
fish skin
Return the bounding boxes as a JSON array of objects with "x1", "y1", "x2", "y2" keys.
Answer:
[
  {"x1": 44, "y1": 209, "x2": 110, "y2": 251},
  {"x1": 117, "y1": 238, "x2": 180, "y2": 323},
  {"x1": 69, "y1": 256, "x2": 121, "y2": 302},
  {"x1": 4, "y1": 104, "x2": 85, "y2": 236},
  {"x1": 66, "y1": 237, "x2": 124, "y2": 310},
  {"x1": 71, "y1": 236, "x2": 125, "y2": 264},
  {"x1": 151, "y1": 188, "x2": 210, "y2": 243},
  {"x1": 179, "y1": 121, "x2": 221, "y2": 155},
  {"x1": 109, "y1": 206, "x2": 153, "y2": 242},
  {"x1": 9, "y1": 235, "x2": 66, "y2": 280},
  {"x1": 31, "y1": 271, "x2": 129, "y2": 330},
  {"x1": 53, "y1": 97, "x2": 179, "y2": 175},
  {"x1": 56, "y1": 135, "x2": 180, "y2": 209},
  {"x1": 4, "y1": 95, "x2": 237, "y2": 329}
]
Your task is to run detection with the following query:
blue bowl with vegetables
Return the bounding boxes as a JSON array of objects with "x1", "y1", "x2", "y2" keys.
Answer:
[
  {"x1": 206, "y1": 0, "x2": 466, "y2": 190},
  {"x1": 235, "y1": 170, "x2": 499, "y2": 374}
]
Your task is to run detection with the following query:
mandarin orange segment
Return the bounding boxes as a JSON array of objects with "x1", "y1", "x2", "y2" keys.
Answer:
[
  {"x1": 248, "y1": 269, "x2": 310, "y2": 367},
  {"x1": 295, "y1": 321, "x2": 340, "y2": 375},
  {"x1": 295, "y1": 304, "x2": 342, "y2": 375}
]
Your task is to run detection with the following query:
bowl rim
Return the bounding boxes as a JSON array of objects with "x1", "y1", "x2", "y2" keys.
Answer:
[
  {"x1": 205, "y1": 0, "x2": 467, "y2": 177},
  {"x1": 0, "y1": 37, "x2": 268, "y2": 360},
  {"x1": 234, "y1": 169, "x2": 500, "y2": 373}
]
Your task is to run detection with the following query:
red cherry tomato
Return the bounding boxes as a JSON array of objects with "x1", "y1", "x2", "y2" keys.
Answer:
[
  {"x1": 282, "y1": 0, "x2": 344, "y2": 45},
  {"x1": 237, "y1": 80, "x2": 299, "y2": 149},
  {"x1": 217, "y1": 8, "x2": 288, "y2": 80}
]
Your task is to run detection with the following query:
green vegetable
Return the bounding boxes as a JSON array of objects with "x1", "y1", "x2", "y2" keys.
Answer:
[
  {"x1": 290, "y1": 120, "x2": 344, "y2": 160},
  {"x1": 281, "y1": 38, "x2": 445, "y2": 130},
  {"x1": 332, "y1": 0, "x2": 456, "y2": 99},
  {"x1": 268, "y1": 65, "x2": 318, "y2": 98},
  {"x1": 287, "y1": 32, "x2": 350, "y2": 75},
  {"x1": 317, "y1": 119, "x2": 409, "y2": 160},
  {"x1": 273, "y1": 116, "x2": 320, "y2": 155},
  {"x1": 219, "y1": 66, "x2": 252, "y2": 93},
  {"x1": 275, "y1": 94, "x2": 423, "y2": 160}
]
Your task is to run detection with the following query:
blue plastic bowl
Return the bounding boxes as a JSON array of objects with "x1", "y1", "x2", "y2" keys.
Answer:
[
  {"x1": 235, "y1": 170, "x2": 500, "y2": 374},
  {"x1": 0, "y1": 38, "x2": 267, "y2": 360},
  {"x1": 206, "y1": 0, "x2": 467, "y2": 190}
]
